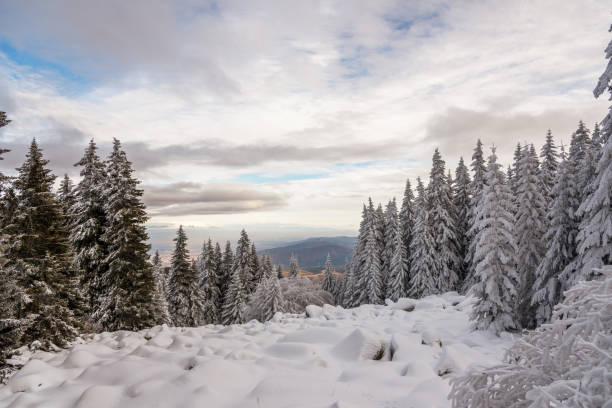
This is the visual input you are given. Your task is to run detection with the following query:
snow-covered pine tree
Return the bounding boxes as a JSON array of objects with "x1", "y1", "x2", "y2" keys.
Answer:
[
  {"x1": 219, "y1": 241, "x2": 233, "y2": 310},
  {"x1": 470, "y1": 147, "x2": 519, "y2": 335},
  {"x1": 198, "y1": 239, "x2": 220, "y2": 324},
  {"x1": 248, "y1": 272, "x2": 284, "y2": 322},
  {"x1": 321, "y1": 253, "x2": 335, "y2": 294},
  {"x1": 70, "y1": 139, "x2": 108, "y2": 312},
  {"x1": 568, "y1": 121, "x2": 591, "y2": 201},
  {"x1": 151, "y1": 250, "x2": 170, "y2": 324},
  {"x1": 381, "y1": 199, "x2": 399, "y2": 296},
  {"x1": 167, "y1": 226, "x2": 204, "y2": 327},
  {"x1": 464, "y1": 139, "x2": 487, "y2": 293},
  {"x1": 7, "y1": 139, "x2": 83, "y2": 348},
  {"x1": 261, "y1": 253, "x2": 274, "y2": 280},
  {"x1": 233, "y1": 230, "x2": 253, "y2": 291},
  {"x1": 248, "y1": 243, "x2": 262, "y2": 293},
  {"x1": 514, "y1": 144, "x2": 547, "y2": 329},
  {"x1": 398, "y1": 179, "x2": 415, "y2": 291},
  {"x1": 509, "y1": 142, "x2": 522, "y2": 194},
  {"x1": 94, "y1": 139, "x2": 158, "y2": 331},
  {"x1": 0, "y1": 187, "x2": 17, "y2": 232},
  {"x1": 570, "y1": 34, "x2": 612, "y2": 281},
  {"x1": 427, "y1": 149, "x2": 460, "y2": 292},
  {"x1": 288, "y1": 254, "x2": 299, "y2": 278},
  {"x1": 276, "y1": 264, "x2": 283, "y2": 279},
  {"x1": 538, "y1": 130, "x2": 558, "y2": 203},
  {"x1": 532, "y1": 147, "x2": 579, "y2": 324},
  {"x1": 212, "y1": 241, "x2": 223, "y2": 318},
  {"x1": 409, "y1": 178, "x2": 438, "y2": 298},
  {"x1": 386, "y1": 216, "x2": 409, "y2": 302},
  {"x1": 357, "y1": 198, "x2": 384, "y2": 305},
  {"x1": 57, "y1": 174, "x2": 76, "y2": 218},
  {"x1": 348, "y1": 204, "x2": 369, "y2": 307},
  {"x1": 453, "y1": 157, "x2": 471, "y2": 286},
  {"x1": 221, "y1": 267, "x2": 247, "y2": 325}
]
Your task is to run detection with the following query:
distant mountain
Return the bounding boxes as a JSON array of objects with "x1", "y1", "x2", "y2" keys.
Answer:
[{"x1": 259, "y1": 236, "x2": 356, "y2": 273}]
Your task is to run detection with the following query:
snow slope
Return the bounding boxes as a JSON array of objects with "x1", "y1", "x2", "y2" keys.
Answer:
[{"x1": 0, "y1": 293, "x2": 513, "y2": 408}]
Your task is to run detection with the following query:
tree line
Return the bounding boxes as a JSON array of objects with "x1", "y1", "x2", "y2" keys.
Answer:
[{"x1": 330, "y1": 120, "x2": 611, "y2": 334}]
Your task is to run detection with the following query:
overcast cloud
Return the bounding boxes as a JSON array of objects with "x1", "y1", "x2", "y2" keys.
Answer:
[{"x1": 0, "y1": 0, "x2": 609, "y2": 246}]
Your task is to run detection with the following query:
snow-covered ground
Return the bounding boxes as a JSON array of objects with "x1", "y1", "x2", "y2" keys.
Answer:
[{"x1": 0, "y1": 293, "x2": 513, "y2": 408}]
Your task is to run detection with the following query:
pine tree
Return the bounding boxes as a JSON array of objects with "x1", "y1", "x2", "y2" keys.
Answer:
[
  {"x1": 532, "y1": 148, "x2": 579, "y2": 324},
  {"x1": 386, "y1": 219, "x2": 409, "y2": 302},
  {"x1": 288, "y1": 254, "x2": 299, "y2": 278},
  {"x1": 93, "y1": 139, "x2": 158, "y2": 331},
  {"x1": 409, "y1": 178, "x2": 438, "y2": 297},
  {"x1": 348, "y1": 204, "x2": 369, "y2": 307},
  {"x1": 539, "y1": 130, "x2": 558, "y2": 202},
  {"x1": 198, "y1": 239, "x2": 220, "y2": 324},
  {"x1": 57, "y1": 174, "x2": 76, "y2": 217},
  {"x1": 248, "y1": 243, "x2": 262, "y2": 293},
  {"x1": 71, "y1": 139, "x2": 108, "y2": 311},
  {"x1": 569, "y1": 121, "x2": 591, "y2": 201},
  {"x1": 453, "y1": 157, "x2": 471, "y2": 285},
  {"x1": 151, "y1": 251, "x2": 170, "y2": 324},
  {"x1": 0, "y1": 112, "x2": 9, "y2": 192},
  {"x1": 7, "y1": 140, "x2": 82, "y2": 348},
  {"x1": 509, "y1": 142, "x2": 523, "y2": 195},
  {"x1": 167, "y1": 226, "x2": 204, "y2": 326},
  {"x1": 233, "y1": 230, "x2": 253, "y2": 290},
  {"x1": 570, "y1": 37, "x2": 612, "y2": 281},
  {"x1": 357, "y1": 198, "x2": 384, "y2": 304},
  {"x1": 212, "y1": 241, "x2": 223, "y2": 318},
  {"x1": 249, "y1": 273, "x2": 284, "y2": 322},
  {"x1": 427, "y1": 149, "x2": 460, "y2": 292},
  {"x1": 276, "y1": 264, "x2": 283, "y2": 279},
  {"x1": 470, "y1": 147, "x2": 519, "y2": 335},
  {"x1": 381, "y1": 199, "x2": 399, "y2": 296},
  {"x1": 221, "y1": 267, "x2": 247, "y2": 325},
  {"x1": 219, "y1": 241, "x2": 234, "y2": 308},
  {"x1": 321, "y1": 253, "x2": 335, "y2": 293},
  {"x1": 261, "y1": 253, "x2": 274, "y2": 280},
  {"x1": 513, "y1": 145, "x2": 547, "y2": 329},
  {"x1": 464, "y1": 139, "x2": 487, "y2": 292},
  {"x1": 398, "y1": 179, "x2": 415, "y2": 291}
]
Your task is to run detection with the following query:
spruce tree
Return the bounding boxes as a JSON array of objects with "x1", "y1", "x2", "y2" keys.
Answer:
[
  {"x1": 219, "y1": 241, "x2": 234, "y2": 308},
  {"x1": 427, "y1": 149, "x2": 460, "y2": 292},
  {"x1": 571, "y1": 37, "x2": 612, "y2": 281},
  {"x1": 57, "y1": 174, "x2": 76, "y2": 217},
  {"x1": 514, "y1": 145, "x2": 547, "y2": 329},
  {"x1": 71, "y1": 139, "x2": 108, "y2": 311},
  {"x1": 276, "y1": 264, "x2": 283, "y2": 279},
  {"x1": 167, "y1": 226, "x2": 204, "y2": 326},
  {"x1": 464, "y1": 139, "x2": 487, "y2": 292},
  {"x1": 249, "y1": 273, "x2": 284, "y2": 322},
  {"x1": 233, "y1": 230, "x2": 253, "y2": 290},
  {"x1": 288, "y1": 254, "x2": 299, "y2": 278},
  {"x1": 568, "y1": 121, "x2": 591, "y2": 201},
  {"x1": 151, "y1": 251, "x2": 170, "y2": 324},
  {"x1": 198, "y1": 239, "x2": 220, "y2": 324},
  {"x1": 386, "y1": 219, "x2": 409, "y2": 302},
  {"x1": 261, "y1": 253, "x2": 274, "y2": 280},
  {"x1": 7, "y1": 140, "x2": 82, "y2": 348},
  {"x1": 453, "y1": 157, "x2": 471, "y2": 285},
  {"x1": 348, "y1": 204, "x2": 369, "y2": 307},
  {"x1": 539, "y1": 130, "x2": 558, "y2": 202},
  {"x1": 321, "y1": 253, "x2": 335, "y2": 293},
  {"x1": 470, "y1": 148, "x2": 519, "y2": 335},
  {"x1": 248, "y1": 243, "x2": 262, "y2": 293},
  {"x1": 409, "y1": 178, "x2": 438, "y2": 297},
  {"x1": 221, "y1": 267, "x2": 247, "y2": 324},
  {"x1": 94, "y1": 139, "x2": 158, "y2": 331},
  {"x1": 510, "y1": 142, "x2": 522, "y2": 195},
  {"x1": 398, "y1": 179, "x2": 415, "y2": 291},
  {"x1": 381, "y1": 199, "x2": 399, "y2": 295},
  {"x1": 532, "y1": 148, "x2": 579, "y2": 324},
  {"x1": 357, "y1": 198, "x2": 384, "y2": 304}
]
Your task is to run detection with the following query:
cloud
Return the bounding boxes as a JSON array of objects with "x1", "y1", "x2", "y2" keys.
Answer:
[
  {"x1": 425, "y1": 105, "x2": 607, "y2": 161},
  {"x1": 124, "y1": 137, "x2": 402, "y2": 170},
  {"x1": 142, "y1": 182, "x2": 286, "y2": 215}
]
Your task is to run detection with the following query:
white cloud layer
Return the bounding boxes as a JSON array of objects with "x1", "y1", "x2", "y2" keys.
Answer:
[{"x1": 0, "y1": 0, "x2": 609, "y2": 245}]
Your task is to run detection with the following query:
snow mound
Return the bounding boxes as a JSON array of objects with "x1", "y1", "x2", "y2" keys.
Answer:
[{"x1": 0, "y1": 294, "x2": 513, "y2": 408}]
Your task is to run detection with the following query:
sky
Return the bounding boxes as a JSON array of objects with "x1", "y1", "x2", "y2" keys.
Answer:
[{"x1": 0, "y1": 0, "x2": 610, "y2": 251}]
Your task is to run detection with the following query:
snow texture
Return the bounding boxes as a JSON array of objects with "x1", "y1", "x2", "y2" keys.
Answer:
[{"x1": 0, "y1": 293, "x2": 511, "y2": 408}]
